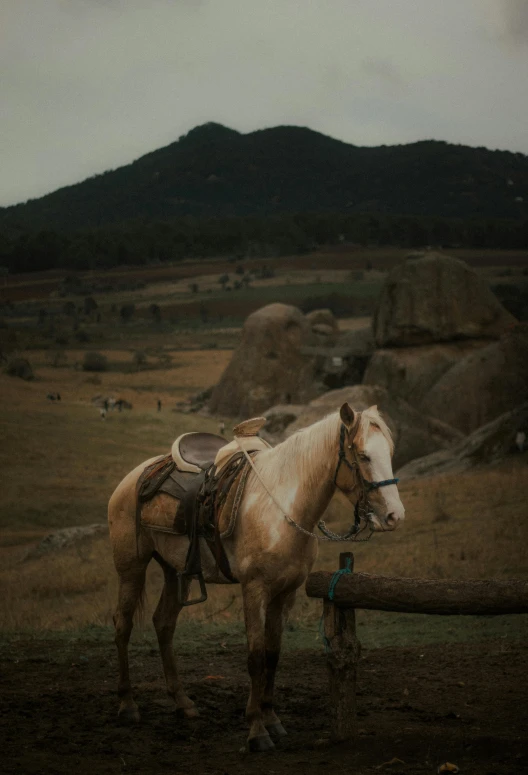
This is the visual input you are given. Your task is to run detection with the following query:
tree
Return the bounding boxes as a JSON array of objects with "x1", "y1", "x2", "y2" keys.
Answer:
[
  {"x1": 84, "y1": 296, "x2": 98, "y2": 315},
  {"x1": 219, "y1": 274, "x2": 230, "y2": 289},
  {"x1": 82, "y1": 351, "x2": 107, "y2": 372},
  {"x1": 120, "y1": 303, "x2": 135, "y2": 322},
  {"x1": 149, "y1": 303, "x2": 162, "y2": 323}
]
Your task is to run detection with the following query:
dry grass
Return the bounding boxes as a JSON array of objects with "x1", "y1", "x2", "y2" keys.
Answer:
[
  {"x1": 1, "y1": 448, "x2": 526, "y2": 631},
  {"x1": 4, "y1": 347, "x2": 231, "y2": 410}
]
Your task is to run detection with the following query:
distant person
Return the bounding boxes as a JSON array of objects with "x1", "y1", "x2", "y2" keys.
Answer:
[
  {"x1": 157, "y1": 399, "x2": 162, "y2": 412},
  {"x1": 56, "y1": 393, "x2": 61, "y2": 401},
  {"x1": 100, "y1": 408, "x2": 107, "y2": 421},
  {"x1": 104, "y1": 398, "x2": 109, "y2": 411},
  {"x1": 515, "y1": 430, "x2": 526, "y2": 453},
  {"x1": 219, "y1": 420, "x2": 225, "y2": 436}
]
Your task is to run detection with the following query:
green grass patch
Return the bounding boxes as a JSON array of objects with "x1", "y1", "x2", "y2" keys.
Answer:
[{"x1": 2, "y1": 612, "x2": 528, "y2": 661}]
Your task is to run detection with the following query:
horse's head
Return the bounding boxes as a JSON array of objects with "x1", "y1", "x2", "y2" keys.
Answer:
[{"x1": 335, "y1": 402, "x2": 405, "y2": 532}]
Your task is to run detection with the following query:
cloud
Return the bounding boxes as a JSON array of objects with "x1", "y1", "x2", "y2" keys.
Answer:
[
  {"x1": 501, "y1": 0, "x2": 528, "y2": 44},
  {"x1": 483, "y1": 0, "x2": 528, "y2": 47},
  {"x1": 361, "y1": 58, "x2": 405, "y2": 88}
]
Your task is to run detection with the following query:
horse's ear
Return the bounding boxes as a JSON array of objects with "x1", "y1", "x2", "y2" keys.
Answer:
[{"x1": 340, "y1": 402, "x2": 355, "y2": 428}]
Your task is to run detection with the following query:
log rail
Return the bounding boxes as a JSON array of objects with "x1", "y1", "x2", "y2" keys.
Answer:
[
  {"x1": 306, "y1": 568, "x2": 528, "y2": 615},
  {"x1": 305, "y1": 552, "x2": 528, "y2": 742}
]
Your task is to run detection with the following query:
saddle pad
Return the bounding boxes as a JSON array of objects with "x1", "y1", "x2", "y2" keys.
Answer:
[
  {"x1": 139, "y1": 466, "x2": 197, "y2": 534},
  {"x1": 217, "y1": 457, "x2": 253, "y2": 537}
]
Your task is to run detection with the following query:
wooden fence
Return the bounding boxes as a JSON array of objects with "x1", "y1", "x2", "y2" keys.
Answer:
[{"x1": 305, "y1": 552, "x2": 528, "y2": 741}]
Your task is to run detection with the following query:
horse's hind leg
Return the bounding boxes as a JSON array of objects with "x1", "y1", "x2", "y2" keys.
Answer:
[
  {"x1": 113, "y1": 568, "x2": 147, "y2": 723},
  {"x1": 152, "y1": 566, "x2": 198, "y2": 718}
]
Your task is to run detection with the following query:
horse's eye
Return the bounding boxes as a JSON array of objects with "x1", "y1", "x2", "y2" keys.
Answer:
[{"x1": 359, "y1": 454, "x2": 371, "y2": 462}]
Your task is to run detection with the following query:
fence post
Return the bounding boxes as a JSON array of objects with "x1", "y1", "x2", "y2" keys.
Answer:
[{"x1": 323, "y1": 551, "x2": 361, "y2": 741}]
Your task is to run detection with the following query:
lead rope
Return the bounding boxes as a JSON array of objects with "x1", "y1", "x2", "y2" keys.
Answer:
[
  {"x1": 319, "y1": 556, "x2": 354, "y2": 651},
  {"x1": 234, "y1": 438, "x2": 373, "y2": 542}
]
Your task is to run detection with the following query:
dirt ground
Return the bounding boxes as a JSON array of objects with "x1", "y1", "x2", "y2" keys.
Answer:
[{"x1": 1, "y1": 636, "x2": 527, "y2": 775}]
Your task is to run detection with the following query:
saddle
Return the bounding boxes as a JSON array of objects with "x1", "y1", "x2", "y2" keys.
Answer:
[{"x1": 136, "y1": 419, "x2": 267, "y2": 606}]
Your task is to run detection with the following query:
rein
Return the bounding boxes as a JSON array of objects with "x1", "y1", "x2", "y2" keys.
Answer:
[{"x1": 235, "y1": 419, "x2": 399, "y2": 543}]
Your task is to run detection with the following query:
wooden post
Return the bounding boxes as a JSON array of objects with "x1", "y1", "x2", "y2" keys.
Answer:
[{"x1": 323, "y1": 552, "x2": 361, "y2": 742}]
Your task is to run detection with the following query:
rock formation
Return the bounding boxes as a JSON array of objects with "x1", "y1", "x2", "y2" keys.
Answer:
[
  {"x1": 263, "y1": 384, "x2": 463, "y2": 470},
  {"x1": 363, "y1": 340, "x2": 487, "y2": 404},
  {"x1": 421, "y1": 323, "x2": 528, "y2": 433},
  {"x1": 373, "y1": 252, "x2": 515, "y2": 347},
  {"x1": 208, "y1": 303, "x2": 318, "y2": 417},
  {"x1": 397, "y1": 403, "x2": 528, "y2": 479}
]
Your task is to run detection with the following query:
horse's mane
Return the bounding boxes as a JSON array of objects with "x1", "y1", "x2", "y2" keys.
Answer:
[{"x1": 261, "y1": 405, "x2": 393, "y2": 489}]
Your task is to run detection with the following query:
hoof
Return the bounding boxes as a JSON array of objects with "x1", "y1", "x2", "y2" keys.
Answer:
[
  {"x1": 266, "y1": 722, "x2": 287, "y2": 739},
  {"x1": 118, "y1": 706, "x2": 141, "y2": 724},
  {"x1": 248, "y1": 734, "x2": 275, "y2": 753}
]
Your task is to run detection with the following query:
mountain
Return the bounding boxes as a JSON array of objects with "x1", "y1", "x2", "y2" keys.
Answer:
[{"x1": 1, "y1": 122, "x2": 528, "y2": 231}]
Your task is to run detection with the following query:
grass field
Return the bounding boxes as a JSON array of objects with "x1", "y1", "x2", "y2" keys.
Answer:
[
  {"x1": 1, "y1": 360, "x2": 527, "y2": 636},
  {"x1": 1, "y1": 246, "x2": 527, "y2": 647}
]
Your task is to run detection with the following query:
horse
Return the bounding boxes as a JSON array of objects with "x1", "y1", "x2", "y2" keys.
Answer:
[{"x1": 108, "y1": 402, "x2": 405, "y2": 751}]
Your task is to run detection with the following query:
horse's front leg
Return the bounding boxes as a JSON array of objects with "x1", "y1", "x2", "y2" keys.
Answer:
[
  {"x1": 242, "y1": 581, "x2": 275, "y2": 752},
  {"x1": 262, "y1": 589, "x2": 296, "y2": 740}
]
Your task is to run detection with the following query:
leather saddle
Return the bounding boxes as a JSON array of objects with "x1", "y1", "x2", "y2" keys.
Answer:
[
  {"x1": 136, "y1": 435, "x2": 246, "y2": 607},
  {"x1": 172, "y1": 432, "x2": 228, "y2": 473}
]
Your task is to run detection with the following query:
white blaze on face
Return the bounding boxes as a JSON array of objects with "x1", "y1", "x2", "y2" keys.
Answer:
[{"x1": 364, "y1": 429, "x2": 405, "y2": 527}]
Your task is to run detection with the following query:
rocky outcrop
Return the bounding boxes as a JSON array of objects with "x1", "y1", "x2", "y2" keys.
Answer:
[
  {"x1": 422, "y1": 324, "x2": 528, "y2": 433},
  {"x1": 25, "y1": 524, "x2": 107, "y2": 560},
  {"x1": 209, "y1": 303, "x2": 319, "y2": 417},
  {"x1": 5, "y1": 356, "x2": 34, "y2": 380},
  {"x1": 398, "y1": 403, "x2": 528, "y2": 479},
  {"x1": 276, "y1": 385, "x2": 463, "y2": 470},
  {"x1": 373, "y1": 252, "x2": 515, "y2": 347},
  {"x1": 306, "y1": 309, "x2": 339, "y2": 346},
  {"x1": 363, "y1": 341, "x2": 487, "y2": 404},
  {"x1": 261, "y1": 404, "x2": 305, "y2": 444}
]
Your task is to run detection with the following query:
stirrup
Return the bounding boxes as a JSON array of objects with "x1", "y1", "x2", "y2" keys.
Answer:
[{"x1": 177, "y1": 572, "x2": 208, "y2": 606}]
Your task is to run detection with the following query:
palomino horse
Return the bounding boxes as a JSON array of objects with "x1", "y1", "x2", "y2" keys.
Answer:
[{"x1": 108, "y1": 403, "x2": 405, "y2": 751}]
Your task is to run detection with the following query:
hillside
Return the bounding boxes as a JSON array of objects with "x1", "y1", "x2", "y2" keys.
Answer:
[{"x1": 2, "y1": 122, "x2": 528, "y2": 231}]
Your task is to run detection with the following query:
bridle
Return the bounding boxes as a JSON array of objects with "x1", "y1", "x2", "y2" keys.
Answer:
[
  {"x1": 236, "y1": 415, "x2": 400, "y2": 543},
  {"x1": 333, "y1": 422, "x2": 399, "y2": 494},
  {"x1": 317, "y1": 420, "x2": 399, "y2": 541}
]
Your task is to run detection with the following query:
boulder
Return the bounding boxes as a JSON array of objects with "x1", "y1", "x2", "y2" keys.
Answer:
[
  {"x1": 25, "y1": 524, "x2": 107, "y2": 559},
  {"x1": 306, "y1": 308, "x2": 339, "y2": 333},
  {"x1": 339, "y1": 325, "x2": 375, "y2": 358},
  {"x1": 5, "y1": 356, "x2": 34, "y2": 380},
  {"x1": 422, "y1": 324, "x2": 528, "y2": 434},
  {"x1": 363, "y1": 341, "x2": 488, "y2": 404},
  {"x1": 373, "y1": 252, "x2": 516, "y2": 347},
  {"x1": 306, "y1": 310, "x2": 339, "y2": 346},
  {"x1": 261, "y1": 404, "x2": 305, "y2": 444},
  {"x1": 209, "y1": 303, "x2": 318, "y2": 417},
  {"x1": 398, "y1": 403, "x2": 528, "y2": 479},
  {"x1": 304, "y1": 325, "x2": 375, "y2": 391},
  {"x1": 282, "y1": 384, "x2": 463, "y2": 470}
]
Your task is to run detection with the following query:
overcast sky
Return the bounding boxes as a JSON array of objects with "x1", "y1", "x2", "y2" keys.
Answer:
[{"x1": 1, "y1": 0, "x2": 527, "y2": 207}]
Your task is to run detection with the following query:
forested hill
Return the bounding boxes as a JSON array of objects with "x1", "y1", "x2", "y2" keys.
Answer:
[{"x1": 2, "y1": 122, "x2": 528, "y2": 230}]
